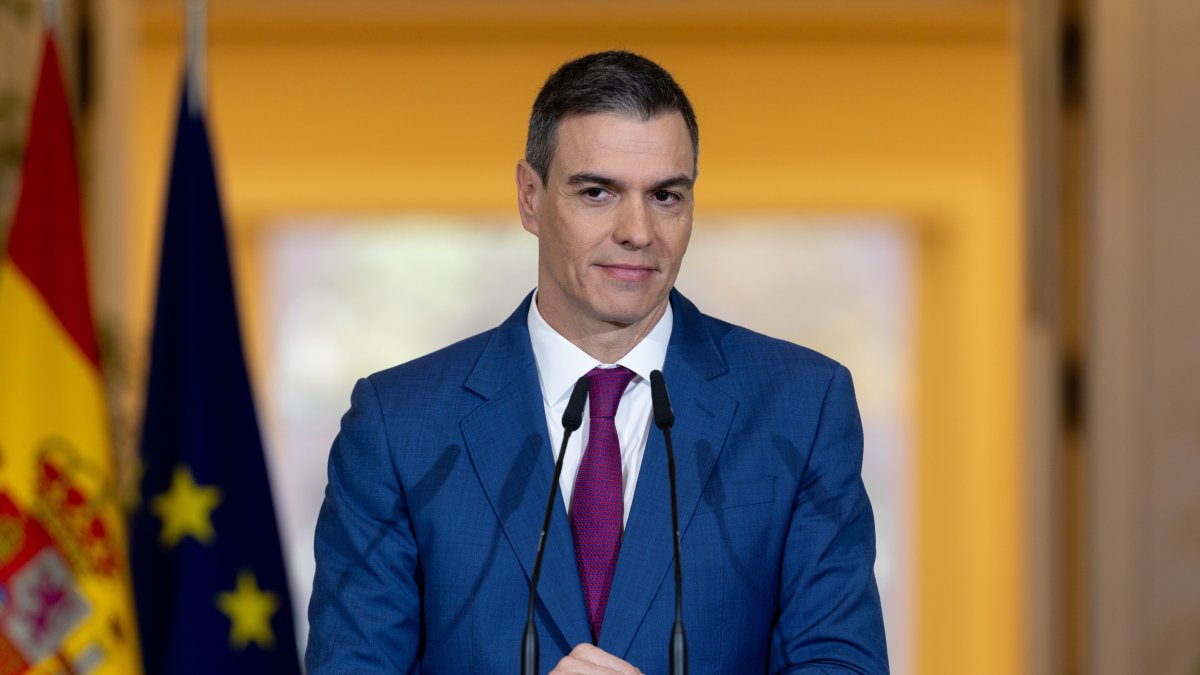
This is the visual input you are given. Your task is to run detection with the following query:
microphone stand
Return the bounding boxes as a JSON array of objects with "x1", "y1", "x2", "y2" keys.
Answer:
[
  {"x1": 522, "y1": 376, "x2": 591, "y2": 675},
  {"x1": 650, "y1": 370, "x2": 687, "y2": 675}
]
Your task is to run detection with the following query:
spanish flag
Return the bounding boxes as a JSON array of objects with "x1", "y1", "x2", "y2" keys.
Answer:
[{"x1": 0, "y1": 34, "x2": 142, "y2": 675}]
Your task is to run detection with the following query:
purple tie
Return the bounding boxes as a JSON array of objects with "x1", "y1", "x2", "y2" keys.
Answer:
[{"x1": 571, "y1": 365, "x2": 637, "y2": 640}]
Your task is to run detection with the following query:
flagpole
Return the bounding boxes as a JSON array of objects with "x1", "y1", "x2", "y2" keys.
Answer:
[
  {"x1": 42, "y1": 0, "x2": 61, "y2": 37},
  {"x1": 186, "y1": 0, "x2": 206, "y2": 116}
]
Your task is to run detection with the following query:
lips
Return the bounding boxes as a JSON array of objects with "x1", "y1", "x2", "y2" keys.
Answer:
[{"x1": 597, "y1": 263, "x2": 656, "y2": 281}]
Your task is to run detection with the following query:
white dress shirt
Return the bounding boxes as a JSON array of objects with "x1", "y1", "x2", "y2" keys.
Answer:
[{"x1": 527, "y1": 291, "x2": 672, "y2": 528}]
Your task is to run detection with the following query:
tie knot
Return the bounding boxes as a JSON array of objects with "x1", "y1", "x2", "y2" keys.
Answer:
[{"x1": 586, "y1": 366, "x2": 636, "y2": 419}]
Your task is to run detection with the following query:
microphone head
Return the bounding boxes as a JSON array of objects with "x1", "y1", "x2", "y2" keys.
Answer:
[
  {"x1": 562, "y1": 375, "x2": 590, "y2": 432},
  {"x1": 649, "y1": 370, "x2": 675, "y2": 430}
]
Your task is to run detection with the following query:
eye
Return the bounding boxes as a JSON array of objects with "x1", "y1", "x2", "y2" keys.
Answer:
[
  {"x1": 652, "y1": 190, "x2": 680, "y2": 204},
  {"x1": 581, "y1": 187, "x2": 611, "y2": 200}
]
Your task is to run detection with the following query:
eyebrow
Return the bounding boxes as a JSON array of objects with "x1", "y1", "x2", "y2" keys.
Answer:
[
  {"x1": 566, "y1": 172, "x2": 622, "y2": 188},
  {"x1": 565, "y1": 172, "x2": 695, "y2": 192},
  {"x1": 650, "y1": 175, "x2": 695, "y2": 192}
]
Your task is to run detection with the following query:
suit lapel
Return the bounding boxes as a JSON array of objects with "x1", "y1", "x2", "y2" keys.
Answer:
[
  {"x1": 460, "y1": 296, "x2": 592, "y2": 650},
  {"x1": 598, "y1": 292, "x2": 737, "y2": 658}
]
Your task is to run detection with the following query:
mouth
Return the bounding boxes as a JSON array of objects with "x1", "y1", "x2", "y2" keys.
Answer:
[{"x1": 597, "y1": 263, "x2": 656, "y2": 282}]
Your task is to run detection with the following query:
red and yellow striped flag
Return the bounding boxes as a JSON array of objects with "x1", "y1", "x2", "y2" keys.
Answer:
[{"x1": 0, "y1": 34, "x2": 141, "y2": 675}]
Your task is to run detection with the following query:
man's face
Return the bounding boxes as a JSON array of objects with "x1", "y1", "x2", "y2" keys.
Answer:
[{"x1": 516, "y1": 111, "x2": 694, "y2": 341}]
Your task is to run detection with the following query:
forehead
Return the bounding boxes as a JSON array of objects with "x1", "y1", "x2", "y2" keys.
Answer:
[{"x1": 549, "y1": 112, "x2": 694, "y2": 180}]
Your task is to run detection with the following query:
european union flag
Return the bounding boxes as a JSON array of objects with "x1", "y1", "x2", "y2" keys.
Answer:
[{"x1": 130, "y1": 81, "x2": 302, "y2": 675}]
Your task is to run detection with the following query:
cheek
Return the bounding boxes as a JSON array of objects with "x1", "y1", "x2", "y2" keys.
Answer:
[
  {"x1": 539, "y1": 225, "x2": 594, "y2": 276},
  {"x1": 555, "y1": 215, "x2": 612, "y2": 256},
  {"x1": 662, "y1": 220, "x2": 693, "y2": 258}
]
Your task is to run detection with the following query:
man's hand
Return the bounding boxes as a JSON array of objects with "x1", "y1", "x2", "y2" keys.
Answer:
[{"x1": 549, "y1": 643, "x2": 642, "y2": 675}]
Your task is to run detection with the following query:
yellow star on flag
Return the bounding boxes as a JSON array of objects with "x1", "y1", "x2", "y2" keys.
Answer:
[
  {"x1": 217, "y1": 569, "x2": 279, "y2": 650},
  {"x1": 151, "y1": 465, "x2": 222, "y2": 548}
]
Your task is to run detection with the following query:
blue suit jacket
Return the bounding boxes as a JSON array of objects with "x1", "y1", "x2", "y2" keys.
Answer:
[{"x1": 306, "y1": 291, "x2": 888, "y2": 673}]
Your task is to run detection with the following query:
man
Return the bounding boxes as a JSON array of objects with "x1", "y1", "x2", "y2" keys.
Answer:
[{"x1": 306, "y1": 51, "x2": 888, "y2": 674}]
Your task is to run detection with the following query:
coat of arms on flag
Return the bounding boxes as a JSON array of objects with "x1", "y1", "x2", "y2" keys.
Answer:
[{"x1": 0, "y1": 473, "x2": 94, "y2": 674}]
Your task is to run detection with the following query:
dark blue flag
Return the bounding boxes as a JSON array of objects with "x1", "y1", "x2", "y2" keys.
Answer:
[{"x1": 130, "y1": 82, "x2": 302, "y2": 675}]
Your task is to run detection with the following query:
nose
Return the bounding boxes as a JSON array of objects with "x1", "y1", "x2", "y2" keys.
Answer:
[{"x1": 613, "y1": 197, "x2": 655, "y2": 249}]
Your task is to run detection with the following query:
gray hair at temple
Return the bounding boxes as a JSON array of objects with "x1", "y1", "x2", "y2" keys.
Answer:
[{"x1": 524, "y1": 50, "x2": 699, "y2": 185}]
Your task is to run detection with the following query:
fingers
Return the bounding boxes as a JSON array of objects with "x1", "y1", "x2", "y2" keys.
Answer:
[{"x1": 548, "y1": 643, "x2": 642, "y2": 675}]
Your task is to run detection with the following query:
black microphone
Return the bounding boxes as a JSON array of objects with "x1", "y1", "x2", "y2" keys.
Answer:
[
  {"x1": 522, "y1": 375, "x2": 590, "y2": 675},
  {"x1": 649, "y1": 370, "x2": 687, "y2": 675}
]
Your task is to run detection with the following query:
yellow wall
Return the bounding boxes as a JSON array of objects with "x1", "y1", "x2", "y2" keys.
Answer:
[{"x1": 128, "y1": 3, "x2": 1022, "y2": 672}]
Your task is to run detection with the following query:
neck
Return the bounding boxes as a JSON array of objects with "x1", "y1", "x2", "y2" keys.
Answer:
[{"x1": 537, "y1": 297, "x2": 668, "y2": 364}]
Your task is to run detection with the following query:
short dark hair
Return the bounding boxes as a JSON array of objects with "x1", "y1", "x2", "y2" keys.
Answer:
[{"x1": 525, "y1": 50, "x2": 699, "y2": 185}]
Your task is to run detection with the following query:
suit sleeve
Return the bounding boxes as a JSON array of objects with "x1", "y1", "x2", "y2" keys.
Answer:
[
  {"x1": 769, "y1": 365, "x2": 890, "y2": 674},
  {"x1": 305, "y1": 377, "x2": 421, "y2": 674}
]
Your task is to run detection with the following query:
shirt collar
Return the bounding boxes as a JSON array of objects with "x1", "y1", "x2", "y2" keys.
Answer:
[{"x1": 527, "y1": 289, "x2": 673, "y2": 407}]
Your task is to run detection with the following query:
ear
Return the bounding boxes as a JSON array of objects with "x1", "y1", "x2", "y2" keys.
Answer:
[{"x1": 515, "y1": 159, "x2": 543, "y2": 236}]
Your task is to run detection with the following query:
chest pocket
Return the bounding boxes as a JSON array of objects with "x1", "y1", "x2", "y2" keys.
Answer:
[{"x1": 695, "y1": 476, "x2": 775, "y2": 514}]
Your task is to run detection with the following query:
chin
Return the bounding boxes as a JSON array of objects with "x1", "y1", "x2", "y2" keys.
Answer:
[{"x1": 593, "y1": 297, "x2": 666, "y2": 328}]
